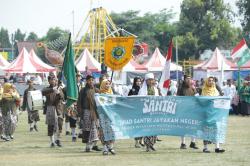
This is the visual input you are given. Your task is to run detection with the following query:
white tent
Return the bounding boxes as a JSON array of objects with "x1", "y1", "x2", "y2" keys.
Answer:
[
  {"x1": 193, "y1": 48, "x2": 236, "y2": 83},
  {"x1": 0, "y1": 53, "x2": 10, "y2": 68},
  {"x1": 4, "y1": 48, "x2": 56, "y2": 73},
  {"x1": 29, "y1": 49, "x2": 56, "y2": 71},
  {"x1": 145, "y1": 47, "x2": 182, "y2": 71},
  {"x1": 75, "y1": 48, "x2": 101, "y2": 72},
  {"x1": 0, "y1": 53, "x2": 10, "y2": 75}
]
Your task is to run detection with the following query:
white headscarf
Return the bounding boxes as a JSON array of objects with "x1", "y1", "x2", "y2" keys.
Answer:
[{"x1": 138, "y1": 73, "x2": 159, "y2": 96}]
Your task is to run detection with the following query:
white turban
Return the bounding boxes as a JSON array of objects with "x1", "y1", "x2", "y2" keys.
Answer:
[
  {"x1": 138, "y1": 73, "x2": 158, "y2": 96},
  {"x1": 145, "y1": 73, "x2": 154, "y2": 80}
]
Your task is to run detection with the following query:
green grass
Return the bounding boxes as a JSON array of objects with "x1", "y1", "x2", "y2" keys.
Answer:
[{"x1": 0, "y1": 112, "x2": 250, "y2": 166}]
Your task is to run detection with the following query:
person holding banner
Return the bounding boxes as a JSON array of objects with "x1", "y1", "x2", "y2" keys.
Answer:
[
  {"x1": 177, "y1": 75, "x2": 199, "y2": 150},
  {"x1": 201, "y1": 76, "x2": 225, "y2": 153},
  {"x1": 21, "y1": 80, "x2": 40, "y2": 132},
  {"x1": 78, "y1": 75, "x2": 101, "y2": 152},
  {"x1": 128, "y1": 77, "x2": 144, "y2": 148},
  {"x1": 0, "y1": 83, "x2": 20, "y2": 141},
  {"x1": 42, "y1": 74, "x2": 65, "y2": 148},
  {"x1": 138, "y1": 73, "x2": 159, "y2": 152},
  {"x1": 99, "y1": 79, "x2": 116, "y2": 155}
]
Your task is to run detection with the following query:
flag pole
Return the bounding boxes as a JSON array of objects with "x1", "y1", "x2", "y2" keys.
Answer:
[
  {"x1": 220, "y1": 56, "x2": 224, "y2": 87},
  {"x1": 237, "y1": 66, "x2": 241, "y2": 89},
  {"x1": 110, "y1": 71, "x2": 114, "y2": 82},
  {"x1": 176, "y1": 37, "x2": 179, "y2": 82}
]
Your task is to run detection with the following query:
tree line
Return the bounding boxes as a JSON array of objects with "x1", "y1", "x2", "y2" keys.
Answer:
[{"x1": 0, "y1": 0, "x2": 250, "y2": 61}]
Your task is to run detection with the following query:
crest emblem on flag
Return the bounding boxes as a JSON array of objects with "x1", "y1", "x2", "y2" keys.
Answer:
[{"x1": 112, "y1": 46, "x2": 126, "y2": 60}]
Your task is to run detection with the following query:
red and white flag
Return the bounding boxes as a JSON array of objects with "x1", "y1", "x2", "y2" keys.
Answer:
[{"x1": 159, "y1": 38, "x2": 173, "y2": 90}]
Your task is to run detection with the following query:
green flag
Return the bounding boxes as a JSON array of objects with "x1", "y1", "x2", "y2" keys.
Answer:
[
  {"x1": 237, "y1": 48, "x2": 250, "y2": 67},
  {"x1": 63, "y1": 33, "x2": 78, "y2": 108}
]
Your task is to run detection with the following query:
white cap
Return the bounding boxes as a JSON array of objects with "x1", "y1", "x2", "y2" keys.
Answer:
[{"x1": 145, "y1": 73, "x2": 154, "y2": 80}]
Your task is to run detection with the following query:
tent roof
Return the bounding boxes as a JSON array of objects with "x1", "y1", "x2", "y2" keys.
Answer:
[
  {"x1": 145, "y1": 47, "x2": 165, "y2": 71},
  {"x1": 75, "y1": 48, "x2": 101, "y2": 72},
  {"x1": 145, "y1": 47, "x2": 182, "y2": 71},
  {"x1": 130, "y1": 59, "x2": 147, "y2": 71},
  {"x1": 0, "y1": 53, "x2": 10, "y2": 68},
  {"x1": 29, "y1": 49, "x2": 55, "y2": 70},
  {"x1": 121, "y1": 59, "x2": 147, "y2": 71},
  {"x1": 4, "y1": 48, "x2": 56, "y2": 73},
  {"x1": 193, "y1": 48, "x2": 236, "y2": 70}
]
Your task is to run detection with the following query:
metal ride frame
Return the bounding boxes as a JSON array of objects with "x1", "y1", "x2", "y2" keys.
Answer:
[{"x1": 74, "y1": 7, "x2": 119, "y2": 63}]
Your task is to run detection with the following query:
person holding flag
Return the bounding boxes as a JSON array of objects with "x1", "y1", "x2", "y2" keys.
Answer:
[
  {"x1": 42, "y1": 74, "x2": 65, "y2": 147},
  {"x1": 62, "y1": 33, "x2": 79, "y2": 143}
]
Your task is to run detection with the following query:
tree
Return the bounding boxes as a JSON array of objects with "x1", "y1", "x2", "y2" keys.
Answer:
[
  {"x1": 237, "y1": 0, "x2": 250, "y2": 31},
  {"x1": 45, "y1": 27, "x2": 69, "y2": 52},
  {"x1": 14, "y1": 29, "x2": 26, "y2": 42},
  {"x1": 237, "y1": 0, "x2": 250, "y2": 45},
  {"x1": 0, "y1": 27, "x2": 11, "y2": 48},
  {"x1": 177, "y1": 0, "x2": 241, "y2": 59},
  {"x1": 46, "y1": 27, "x2": 68, "y2": 42},
  {"x1": 110, "y1": 9, "x2": 176, "y2": 54},
  {"x1": 26, "y1": 32, "x2": 38, "y2": 41}
]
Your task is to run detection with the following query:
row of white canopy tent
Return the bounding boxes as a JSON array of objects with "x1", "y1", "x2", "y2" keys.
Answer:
[
  {"x1": 75, "y1": 47, "x2": 182, "y2": 72},
  {"x1": 0, "y1": 46, "x2": 182, "y2": 76},
  {"x1": 193, "y1": 47, "x2": 250, "y2": 84},
  {"x1": 1, "y1": 48, "x2": 56, "y2": 73}
]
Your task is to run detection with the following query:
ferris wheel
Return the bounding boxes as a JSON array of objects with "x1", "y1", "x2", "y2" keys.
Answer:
[{"x1": 74, "y1": 6, "x2": 120, "y2": 63}]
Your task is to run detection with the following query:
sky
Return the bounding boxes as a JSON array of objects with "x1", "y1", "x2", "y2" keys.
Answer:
[{"x1": 0, "y1": 0, "x2": 239, "y2": 38}]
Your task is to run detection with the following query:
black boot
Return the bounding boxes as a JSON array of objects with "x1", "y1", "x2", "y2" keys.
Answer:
[
  {"x1": 203, "y1": 148, "x2": 210, "y2": 153},
  {"x1": 180, "y1": 143, "x2": 187, "y2": 149},
  {"x1": 72, "y1": 137, "x2": 77, "y2": 142},
  {"x1": 92, "y1": 145, "x2": 102, "y2": 151},
  {"x1": 190, "y1": 142, "x2": 199, "y2": 149},
  {"x1": 34, "y1": 125, "x2": 38, "y2": 132},
  {"x1": 55, "y1": 140, "x2": 62, "y2": 147},
  {"x1": 215, "y1": 148, "x2": 225, "y2": 153}
]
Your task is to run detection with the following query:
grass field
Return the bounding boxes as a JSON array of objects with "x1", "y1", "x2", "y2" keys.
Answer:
[{"x1": 0, "y1": 111, "x2": 250, "y2": 166}]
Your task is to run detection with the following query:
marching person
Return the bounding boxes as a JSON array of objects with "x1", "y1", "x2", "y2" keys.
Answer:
[
  {"x1": 76, "y1": 72, "x2": 85, "y2": 140},
  {"x1": 0, "y1": 83, "x2": 3, "y2": 140},
  {"x1": 223, "y1": 79, "x2": 237, "y2": 114},
  {"x1": 67, "y1": 72, "x2": 85, "y2": 142},
  {"x1": 0, "y1": 83, "x2": 20, "y2": 141},
  {"x1": 77, "y1": 75, "x2": 101, "y2": 152},
  {"x1": 21, "y1": 80, "x2": 40, "y2": 132},
  {"x1": 177, "y1": 75, "x2": 199, "y2": 150},
  {"x1": 138, "y1": 73, "x2": 159, "y2": 152},
  {"x1": 128, "y1": 77, "x2": 144, "y2": 148},
  {"x1": 42, "y1": 74, "x2": 65, "y2": 147},
  {"x1": 201, "y1": 76, "x2": 225, "y2": 153},
  {"x1": 0, "y1": 110, "x2": 3, "y2": 140},
  {"x1": 99, "y1": 79, "x2": 116, "y2": 155}
]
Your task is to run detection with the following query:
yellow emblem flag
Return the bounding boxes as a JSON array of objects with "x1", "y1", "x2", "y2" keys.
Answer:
[{"x1": 104, "y1": 36, "x2": 135, "y2": 70}]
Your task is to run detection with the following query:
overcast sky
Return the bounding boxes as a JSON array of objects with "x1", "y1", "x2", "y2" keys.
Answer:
[{"x1": 0, "y1": 0, "x2": 239, "y2": 38}]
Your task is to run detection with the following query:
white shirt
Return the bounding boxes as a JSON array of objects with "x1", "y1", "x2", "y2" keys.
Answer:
[
  {"x1": 33, "y1": 76, "x2": 43, "y2": 85},
  {"x1": 223, "y1": 85, "x2": 236, "y2": 100},
  {"x1": 24, "y1": 75, "x2": 31, "y2": 83}
]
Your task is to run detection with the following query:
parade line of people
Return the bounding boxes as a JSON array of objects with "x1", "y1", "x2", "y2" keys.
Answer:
[{"x1": 0, "y1": 72, "x2": 249, "y2": 155}]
